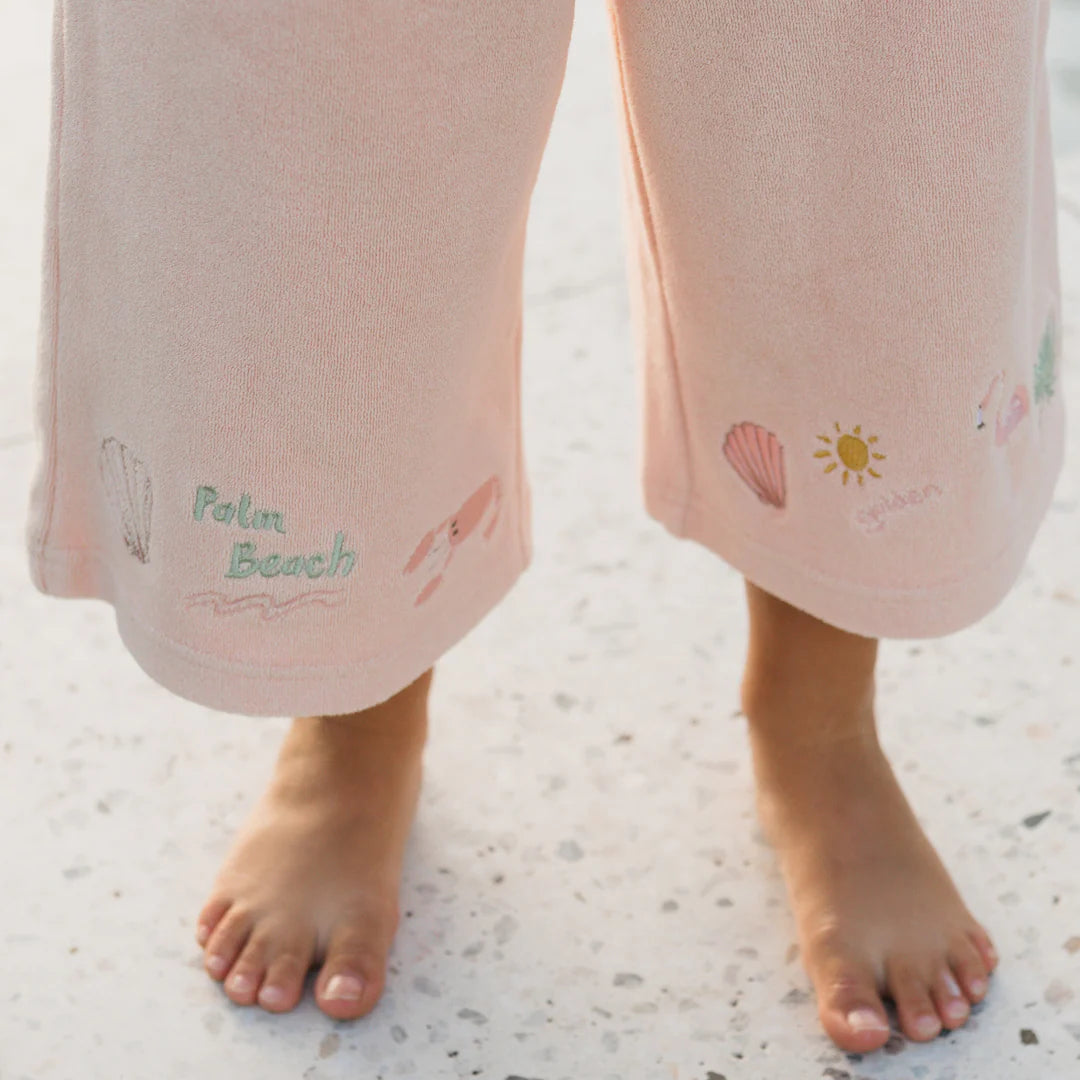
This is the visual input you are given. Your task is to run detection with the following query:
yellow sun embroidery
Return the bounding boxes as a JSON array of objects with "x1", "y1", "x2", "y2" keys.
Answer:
[{"x1": 814, "y1": 422, "x2": 886, "y2": 486}]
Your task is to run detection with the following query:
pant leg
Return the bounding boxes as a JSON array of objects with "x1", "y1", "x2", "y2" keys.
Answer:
[
  {"x1": 26, "y1": 0, "x2": 575, "y2": 715},
  {"x1": 609, "y1": 0, "x2": 1065, "y2": 638}
]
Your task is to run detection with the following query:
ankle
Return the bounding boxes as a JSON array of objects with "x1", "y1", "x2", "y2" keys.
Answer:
[
  {"x1": 741, "y1": 581, "x2": 878, "y2": 730},
  {"x1": 741, "y1": 654, "x2": 875, "y2": 715},
  {"x1": 741, "y1": 666, "x2": 879, "y2": 755},
  {"x1": 289, "y1": 668, "x2": 433, "y2": 757}
]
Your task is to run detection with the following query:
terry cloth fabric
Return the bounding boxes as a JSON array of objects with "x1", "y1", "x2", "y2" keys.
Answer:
[{"x1": 27, "y1": 1, "x2": 1066, "y2": 716}]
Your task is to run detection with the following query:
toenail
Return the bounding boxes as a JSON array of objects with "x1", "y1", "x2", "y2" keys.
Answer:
[
  {"x1": 259, "y1": 984, "x2": 287, "y2": 1009},
  {"x1": 847, "y1": 1007, "x2": 888, "y2": 1034},
  {"x1": 915, "y1": 1014, "x2": 941, "y2": 1038},
  {"x1": 196, "y1": 924, "x2": 210, "y2": 946},
  {"x1": 969, "y1": 977, "x2": 987, "y2": 996},
  {"x1": 207, "y1": 955, "x2": 228, "y2": 976},
  {"x1": 324, "y1": 974, "x2": 364, "y2": 1002},
  {"x1": 943, "y1": 971, "x2": 962, "y2": 998},
  {"x1": 945, "y1": 1000, "x2": 968, "y2": 1022},
  {"x1": 228, "y1": 973, "x2": 253, "y2": 994}
]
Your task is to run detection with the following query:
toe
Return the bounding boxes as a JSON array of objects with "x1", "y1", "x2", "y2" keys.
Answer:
[
  {"x1": 224, "y1": 932, "x2": 271, "y2": 1006},
  {"x1": 949, "y1": 935, "x2": 990, "y2": 1003},
  {"x1": 196, "y1": 897, "x2": 232, "y2": 947},
  {"x1": 967, "y1": 925, "x2": 999, "y2": 974},
  {"x1": 257, "y1": 934, "x2": 316, "y2": 1014},
  {"x1": 809, "y1": 952, "x2": 891, "y2": 1053},
  {"x1": 887, "y1": 963, "x2": 943, "y2": 1042},
  {"x1": 315, "y1": 924, "x2": 390, "y2": 1021},
  {"x1": 930, "y1": 965, "x2": 970, "y2": 1029},
  {"x1": 203, "y1": 907, "x2": 254, "y2": 982}
]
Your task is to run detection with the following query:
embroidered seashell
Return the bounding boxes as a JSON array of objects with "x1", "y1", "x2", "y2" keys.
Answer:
[
  {"x1": 98, "y1": 437, "x2": 153, "y2": 563},
  {"x1": 723, "y1": 422, "x2": 786, "y2": 508}
]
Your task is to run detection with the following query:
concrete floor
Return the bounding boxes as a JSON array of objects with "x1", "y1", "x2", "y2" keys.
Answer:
[{"x1": 2, "y1": 4, "x2": 1079, "y2": 1079}]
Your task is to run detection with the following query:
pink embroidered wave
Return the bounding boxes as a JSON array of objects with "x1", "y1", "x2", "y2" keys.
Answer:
[{"x1": 184, "y1": 590, "x2": 345, "y2": 621}]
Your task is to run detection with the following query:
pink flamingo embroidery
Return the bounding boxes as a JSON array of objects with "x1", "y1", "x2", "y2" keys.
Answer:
[
  {"x1": 403, "y1": 475, "x2": 502, "y2": 605},
  {"x1": 977, "y1": 371, "x2": 1029, "y2": 446}
]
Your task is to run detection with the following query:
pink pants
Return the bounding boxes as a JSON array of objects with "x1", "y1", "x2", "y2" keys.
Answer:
[{"x1": 27, "y1": 2, "x2": 1066, "y2": 716}]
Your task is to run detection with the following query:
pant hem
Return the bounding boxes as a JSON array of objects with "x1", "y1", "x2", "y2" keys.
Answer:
[
  {"x1": 644, "y1": 470, "x2": 1062, "y2": 640},
  {"x1": 29, "y1": 542, "x2": 531, "y2": 717}
]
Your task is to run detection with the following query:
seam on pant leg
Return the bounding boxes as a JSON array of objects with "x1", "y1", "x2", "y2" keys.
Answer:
[
  {"x1": 606, "y1": 2, "x2": 693, "y2": 534},
  {"x1": 511, "y1": 259, "x2": 531, "y2": 570},
  {"x1": 30, "y1": 0, "x2": 68, "y2": 590}
]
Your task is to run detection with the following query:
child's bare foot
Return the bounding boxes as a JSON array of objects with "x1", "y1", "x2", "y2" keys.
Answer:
[
  {"x1": 740, "y1": 583, "x2": 999, "y2": 1054},
  {"x1": 194, "y1": 668, "x2": 432, "y2": 1019}
]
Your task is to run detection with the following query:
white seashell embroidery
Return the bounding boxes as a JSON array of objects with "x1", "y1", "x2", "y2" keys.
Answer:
[{"x1": 99, "y1": 437, "x2": 153, "y2": 563}]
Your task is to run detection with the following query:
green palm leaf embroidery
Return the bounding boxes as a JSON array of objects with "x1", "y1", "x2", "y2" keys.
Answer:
[{"x1": 1034, "y1": 312, "x2": 1056, "y2": 403}]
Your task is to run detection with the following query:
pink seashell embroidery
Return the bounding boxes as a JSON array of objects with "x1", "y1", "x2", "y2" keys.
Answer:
[{"x1": 723, "y1": 422, "x2": 786, "y2": 509}]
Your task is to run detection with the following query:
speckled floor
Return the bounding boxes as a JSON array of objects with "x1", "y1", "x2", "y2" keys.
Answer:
[{"x1": 2, "y1": 5, "x2": 1079, "y2": 1080}]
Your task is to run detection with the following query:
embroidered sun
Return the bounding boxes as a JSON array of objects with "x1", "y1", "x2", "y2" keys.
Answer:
[{"x1": 814, "y1": 422, "x2": 886, "y2": 486}]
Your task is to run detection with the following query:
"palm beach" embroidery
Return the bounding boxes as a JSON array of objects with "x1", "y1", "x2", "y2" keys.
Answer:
[
  {"x1": 194, "y1": 485, "x2": 286, "y2": 533},
  {"x1": 193, "y1": 484, "x2": 357, "y2": 579}
]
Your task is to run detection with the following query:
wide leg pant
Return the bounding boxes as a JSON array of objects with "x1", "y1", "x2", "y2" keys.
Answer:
[{"x1": 27, "y1": 1, "x2": 1066, "y2": 716}]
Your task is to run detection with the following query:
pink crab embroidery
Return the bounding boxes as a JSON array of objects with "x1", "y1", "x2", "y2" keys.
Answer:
[{"x1": 403, "y1": 475, "x2": 502, "y2": 605}]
